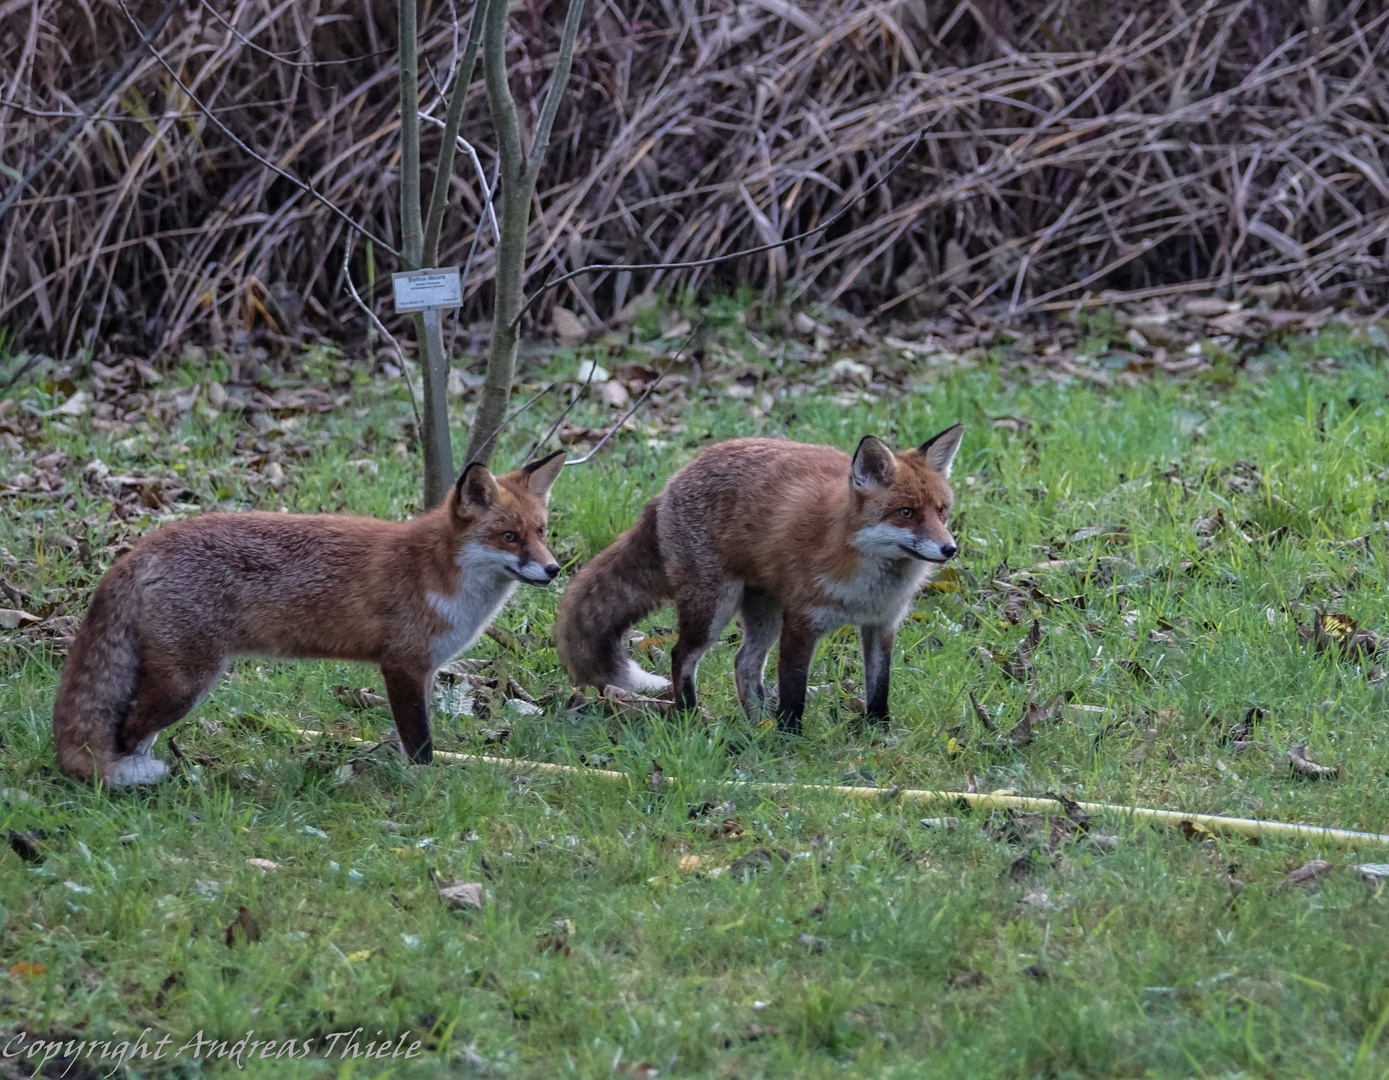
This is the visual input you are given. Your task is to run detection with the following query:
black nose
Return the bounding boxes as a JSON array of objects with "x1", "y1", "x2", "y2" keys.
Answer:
[
  {"x1": 543, "y1": 562, "x2": 560, "y2": 579},
  {"x1": 940, "y1": 543, "x2": 958, "y2": 559}
]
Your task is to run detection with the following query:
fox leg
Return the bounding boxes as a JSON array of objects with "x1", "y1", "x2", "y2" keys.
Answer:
[
  {"x1": 110, "y1": 660, "x2": 226, "y2": 786},
  {"x1": 735, "y1": 588, "x2": 782, "y2": 719},
  {"x1": 861, "y1": 625, "x2": 894, "y2": 725},
  {"x1": 775, "y1": 616, "x2": 819, "y2": 736},
  {"x1": 381, "y1": 665, "x2": 432, "y2": 764},
  {"x1": 670, "y1": 584, "x2": 741, "y2": 711}
]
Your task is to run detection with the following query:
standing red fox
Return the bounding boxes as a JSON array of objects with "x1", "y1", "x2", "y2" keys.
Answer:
[
  {"x1": 555, "y1": 427, "x2": 963, "y2": 733},
  {"x1": 53, "y1": 451, "x2": 566, "y2": 786}
]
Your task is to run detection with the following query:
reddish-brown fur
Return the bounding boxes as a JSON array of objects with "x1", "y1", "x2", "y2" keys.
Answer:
[
  {"x1": 555, "y1": 428, "x2": 963, "y2": 733},
  {"x1": 53, "y1": 452, "x2": 565, "y2": 785}
]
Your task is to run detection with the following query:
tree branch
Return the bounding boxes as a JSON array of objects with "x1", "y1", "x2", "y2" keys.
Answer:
[
  {"x1": 399, "y1": 0, "x2": 424, "y2": 268},
  {"x1": 341, "y1": 232, "x2": 423, "y2": 431},
  {"x1": 462, "y1": 0, "x2": 532, "y2": 467},
  {"x1": 524, "y1": 0, "x2": 589, "y2": 183},
  {"x1": 423, "y1": 0, "x2": 489, "y2": 267}
]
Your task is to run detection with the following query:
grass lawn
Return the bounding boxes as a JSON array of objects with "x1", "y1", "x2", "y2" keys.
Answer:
[{"x1": 5, "y1": 309, "x2": 1389, "y2": 1077}]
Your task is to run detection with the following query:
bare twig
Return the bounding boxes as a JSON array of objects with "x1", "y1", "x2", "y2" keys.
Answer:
[
  {"x1": 0, "y1": 0, "x2": 180, "y2": 228},
  {"x1": 423, "y1": 0, "x2": 489, "y2": 267},
  {"x1": 419, "y1": 111, "x2": 500, "y2": 243},
  {"x1": 341, "y1": 232, "x2": 422, "y2": 430},
  {"x1": 519, "y1": 354, "x2": 599, "y2": 463},
  {"x1": 463, "y1": 0, "x2": 589, "y2": 468},
  {"x1": 512, "y1": 131, "x2": 924, "y2": 328},
  {"x1": 565, "y1": 318, "x2": 703, "y2": 466},
  {"x1": 112, "y1": 0, "x2": 400, "y2": 257},
  {"x1": 194, "y1": 0, "x2": 391, "y2": 69}
]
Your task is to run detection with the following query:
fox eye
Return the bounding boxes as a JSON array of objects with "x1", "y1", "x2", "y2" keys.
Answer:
[
  {"x1": 898, "y1": 507, "x2": 914, "y2": 519},
  {"x1": 503, "y1": 531, "x2": 519, "y2": 543}
]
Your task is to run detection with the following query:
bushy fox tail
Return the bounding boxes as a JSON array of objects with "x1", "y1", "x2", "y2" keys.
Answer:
[
  {"x1": 555, "y1": 498, "x2": 672, "y2": 693},
  {"x1": 52, "y1": 563, "x2": 149, "y2": 783}
]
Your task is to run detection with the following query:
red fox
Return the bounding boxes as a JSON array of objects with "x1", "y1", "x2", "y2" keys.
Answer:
[
  {"x1": 555, "y1": 426, "x2": 963, "y2": 734},
  {"x1": 53, "y1": 451, "x2": 566, "y2": 786}
]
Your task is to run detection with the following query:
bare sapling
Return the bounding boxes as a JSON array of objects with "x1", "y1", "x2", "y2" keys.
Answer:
[{"x1": 462, "y1": 0, "x2": 588, "y2": 469}]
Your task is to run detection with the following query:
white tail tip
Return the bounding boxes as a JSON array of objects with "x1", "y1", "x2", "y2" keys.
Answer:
[
  {"x1": 622, "y1": 660, "x2": 671, "y2": 693},
  {"x1": 105, "y1": 754, "x2": 170, "y2": 787}
]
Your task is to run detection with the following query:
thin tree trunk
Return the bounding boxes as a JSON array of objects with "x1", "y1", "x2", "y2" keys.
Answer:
[
  {"x1": 398, "y1": 0, "x2": 423, "y2": 268},
  {"x1": 464, "y1": 0, "x2": 588, "y2": 468},
  {"x1": 399, "y1": 0, "x2": 454, "y2": 506}
]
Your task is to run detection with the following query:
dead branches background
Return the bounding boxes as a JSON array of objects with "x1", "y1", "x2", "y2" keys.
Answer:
[{"x1": 3, "y1": 0, "x2": 1389, "y2": 359}]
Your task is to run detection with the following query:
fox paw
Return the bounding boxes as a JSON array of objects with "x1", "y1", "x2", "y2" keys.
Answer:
[{"x1": 106, "y1": 754, "x2": 170, "y2": 787}]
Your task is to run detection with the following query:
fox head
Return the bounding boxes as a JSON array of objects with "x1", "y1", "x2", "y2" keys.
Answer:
[
  {"x1": 848, "y1": 424, "x2": 964, "y2": 564},
  {"x1": 452, "y1": 450, "x2": 566, "y2": 585}
]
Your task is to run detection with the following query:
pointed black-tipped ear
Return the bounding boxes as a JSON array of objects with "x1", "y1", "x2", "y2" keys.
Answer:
[
  {"x1": 455, "y1": 462, "x2": 498, "y2": 515},
  {"x1": 521, "y1": 449, "x2": 566, "y2": 503},
  {"x1": 850, "y1": 435, "x2": 897, "y2": 492},
  {"x1": 919, "y1": 423, "x2": 964, "y2": 477}
]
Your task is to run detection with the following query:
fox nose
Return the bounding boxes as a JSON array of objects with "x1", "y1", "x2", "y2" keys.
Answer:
[
  {"x1": 940, "y1": 542, "x2": 958, "y2": 559},
  {"x1": 542, "y1": 562, "x2": 560, "y2": 580}
]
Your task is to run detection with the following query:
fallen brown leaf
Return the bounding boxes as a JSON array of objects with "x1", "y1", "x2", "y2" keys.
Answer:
[
  {"x1": 8, "y1": 830, "x2": 43, "y2": 863},
  {"x1": 0, "y1": 608, "x2": 40, "y2": 630},
  {"x1": 1001, "y1": 620, "x2": 1043, "y2": 680},
  {"x1": 730, "y1": 847, "x2": 789, "y2": 878},
  {"x1": 968, "y1": 691, "x2": 997, "y2": 732},
  {"x1": 225, "y1": 906, "x2": 261, "y2": 947},
  {"x1": 1288, "y1": 744, "x2": 1338, "y2": 780},
  {"x1": 430, "y1": 868, "x2": 487, "y2": 910},
  {"x1": 1286, "y1": 859, "x2": 1334, "y2": 886},
  {"x1": 331, "y1": 685, "x2": 388, "y2": 709}
]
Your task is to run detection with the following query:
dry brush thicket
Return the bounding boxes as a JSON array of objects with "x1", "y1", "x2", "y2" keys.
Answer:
[{"x1": 3, "y1": 0, "x2": 1389, "y2": 360}]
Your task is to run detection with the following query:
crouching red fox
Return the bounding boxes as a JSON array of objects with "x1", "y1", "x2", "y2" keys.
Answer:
[
  {"x1": 555, "y1": 426, "x2": 963, "y2": 733},
  {"x1": 53, "y1": 451, "x2": 566, "y2": 786}
]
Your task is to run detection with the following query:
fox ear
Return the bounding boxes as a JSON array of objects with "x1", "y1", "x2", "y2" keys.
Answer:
[
  {"x1": 521, "y1": 449, "x2": 566, "y2": 503},
  {"x1": 455, "y1": 462, "x2": 498, "y2": 515},
  {"x1": 850, "y1": 435, "x2": 896, "y2": 491},
  {"x1": 919, "y1": 423, "x2": 964, "y2": 477}
]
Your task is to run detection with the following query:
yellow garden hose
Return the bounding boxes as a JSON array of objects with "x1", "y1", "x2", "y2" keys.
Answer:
[{"x1": 292, "y1": 728, "x2": 1389, "y2": 848}]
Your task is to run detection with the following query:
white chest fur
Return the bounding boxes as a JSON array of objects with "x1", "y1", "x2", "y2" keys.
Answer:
[
  {"x1": 813, "y1": 555, "x2": 931, "y2": 633},
  {"x1": 428, "y1": 542, "x2": 519, "y2": 669}
]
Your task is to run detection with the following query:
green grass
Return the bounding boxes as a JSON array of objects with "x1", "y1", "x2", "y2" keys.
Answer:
[{"x1": 6, "y1": 318, "x2": 1389, "y2": 1077}]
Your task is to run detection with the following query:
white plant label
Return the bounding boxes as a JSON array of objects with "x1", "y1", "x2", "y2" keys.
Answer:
[{"x1": 392, "y1": 267, "x2": 462, "y2": 312}]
